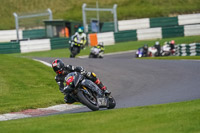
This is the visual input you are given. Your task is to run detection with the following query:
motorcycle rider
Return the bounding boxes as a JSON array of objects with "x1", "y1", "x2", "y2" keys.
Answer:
[
  {"x1": 142, "y1": 44, "x2": 148, "y2": 57},
  {"x1": 154, "y1": 41, "x2": 161, "y2": 56},
  {"x1": 52, "y1": 59, "x2": 110, "y2": 104},
  {"x1": 70, "y1": 27, "x2": 87, "y2": 57},
  {"x1": 170, "y1": 40, "x2": 175, "y2": 55},
  {"x1": 93, "y1": 42, "x2": 105, "y2": 58}
]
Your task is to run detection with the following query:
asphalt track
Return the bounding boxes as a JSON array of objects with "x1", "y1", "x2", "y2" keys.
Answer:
[{"x1": 35, "y1": 52, "x2": 200, "y2": 114}]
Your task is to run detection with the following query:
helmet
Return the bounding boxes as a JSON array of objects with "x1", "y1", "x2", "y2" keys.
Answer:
[
  {"x1": 78, "y1": 28, "x2": 83, "y2": 35},
  {"x1": 171, "y1": 40, "x2": 175, "y2": 45},
  {"x1": 52, "y1": 59, "x2": 65, "y2": 74},
  {"x1": 143, "y1": 44, "x2": 148, "y2": 49},
  {"x1": 155, "y1": 41, "x2": 160, "y2": 45},
  {"x1": 98, "y1": 42, "x2": 104, "y2": 47}
]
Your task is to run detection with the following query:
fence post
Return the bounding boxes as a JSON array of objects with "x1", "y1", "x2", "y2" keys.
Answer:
[{"x1": 13, "y1": 13, "x2": 19, "y2": 42}]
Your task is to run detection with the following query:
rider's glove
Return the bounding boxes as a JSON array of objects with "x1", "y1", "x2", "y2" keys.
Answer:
[{"x1": 75, "y1": 66, "x2": 87, "y2": 75}]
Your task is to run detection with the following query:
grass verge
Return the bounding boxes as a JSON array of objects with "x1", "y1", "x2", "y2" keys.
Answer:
[
  {"x1": 0, "y1": 99, "x2": 200, "y2": 133},
  {"x1": 0, "y1": 54, "x2": 64, "y2": 114},
  {"x1": 1, "y1": 0, "x2": 200, "y2": 30}
]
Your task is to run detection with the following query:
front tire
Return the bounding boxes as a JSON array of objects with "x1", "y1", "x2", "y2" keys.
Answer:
[
  {"x1": 77, "y1": 90, "x2": 99, "y2": 111},
  {"x1": 107, "y1": 96, "x2": 116, "y2": 109}
]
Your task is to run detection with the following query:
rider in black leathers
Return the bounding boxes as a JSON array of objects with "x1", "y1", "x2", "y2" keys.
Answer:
[
  {"x1": 142, "y1": 44, "x2": 148, "y2": 57},
  {"x1": 154, "y1": 41, "x2": 161, "y2": 56},
  {"x1": 52, "y1": 59, "x2": 110, "y2": 103}
]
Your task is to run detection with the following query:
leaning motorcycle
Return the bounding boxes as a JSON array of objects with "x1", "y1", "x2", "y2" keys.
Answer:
[
  {"x1": 89, "y1": 47, "x2": 103, "y2": 58},
  {"x1": 64, "y1": 72, "x2": 116, "y2": 111},
  {"x1": 135, "y1": 48, "x2": 144, "y2": 58},
  {"x1": 161, "y1": 44, "x2": 171, "y2": 56},
  {"x1": 69, "y1": 38, "x2": 84, "y2": 58}
]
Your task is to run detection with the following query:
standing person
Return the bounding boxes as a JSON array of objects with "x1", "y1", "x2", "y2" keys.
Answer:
[
  {"x1": 52, "y1": 59, "x2": 110, "y2": 104},
  {"x1": 70, "y1": 28, "x2": 87, "y2": 58}
]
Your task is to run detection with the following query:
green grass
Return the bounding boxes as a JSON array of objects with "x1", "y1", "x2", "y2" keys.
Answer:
[
  {"x1": 12, "y1": 35, "x2": 200, "y2": 58},
  {"x1": 1, "y1": 0, "x2": 200, "y2": 30},
  {"x1": 0, "y1": 54, "x2": 64, "y2": 114},
  {"x1": 0, "y1": 99, "x2": 200, "y2": 133}
]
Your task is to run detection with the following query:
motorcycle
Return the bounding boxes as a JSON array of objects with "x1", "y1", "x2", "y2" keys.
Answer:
[
  {"x1": 64, "y1": 72, "x2": 116, "y2": 111},
  {"x1": 135, "y1": 48, "x2": 148, "y2": 57},
  {"x1": 135, "y1": 48, "x2": 143, "y2": 58},
  {"x1": 148, "y1": 47, "x2": 158, "y2": 57},
  {"x1": 89, "y1": 47, "x2": 104, "y2": 58},
  {"x1": 69, "y1": 37, "x2": 84, "y2": 58},
  {"x1": 161, "y1": 44, "x2": 171, "y2": 56}
]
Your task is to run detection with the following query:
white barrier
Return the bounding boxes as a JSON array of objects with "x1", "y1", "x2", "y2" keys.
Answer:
[
  {"x1": 137, "y1": 27, "x2": 162, "y2": 40},
  {"x1": 178, "y1": 13, "x2": 200, "y2": 25},
  {"x1": 20, "y1": 39, "x2": 51, "y2": 53},
  {"x1": 97, "y1": 32, "x2": 115, "y2": 45},
  {"x1": 118, "y1": 18, "x2": 150, "y2": 31},
  {"x1": 184, "y1": 24, "x2": 200, "y2": 36},
  {"x1": 0, "y1": 30, "x2": 22, "y2": 42}
]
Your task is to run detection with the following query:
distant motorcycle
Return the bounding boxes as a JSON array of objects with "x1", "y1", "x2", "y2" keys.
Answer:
[
  {"x1": 69, "y1": 37, "x2": 84, "y2": 58},
  {"x1": 148, "y1": 47, "x2": 158, "y2": 57},
  {"x1": 135, "y1": 48, "x2": 148, "y2": 57},
  {"x1": 64, "y1": 72, "x2": 116, "y2": 111},
  {"x1": 89, "y1": 47, "x2": 104, "y2": 58},
  {"x1": 161, "y1": 44, "x2": 171, "y2": 56},
  {"x1": 135, "y1": 48, "x2": 144, "y2": 58}
]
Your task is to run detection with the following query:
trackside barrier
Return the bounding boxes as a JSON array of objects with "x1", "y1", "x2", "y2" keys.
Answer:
[
  {"x1": 97, "y1": 32, "x2": 115, "y2": 45},
  {"x1": 88, "y1": 33, "x2": 98, "y2": 46},
  {"x1": 184, "y1": 24, "x2": 200, "y2": 36},
  {"x1": 118, "y1": 18, "x2": 150, "y2": 31},
  {"x1": 0, "y1": 42, "x2": 21, "y2": 54},
  {"x1": 176, "y1": 43, "x2": 200, "y2": 56},
  {"x1": 0, "y1": 30, "x2": 22, "y2": 42},
  {"x1": 114, "y1": 30, "x2": 137, "y2": 42},
  {"x1": 150, "y1": 17, "x2": 178, "y2": 28},
  {"x1": 50, "y1": 37, "x2": 70, "y2": 49},
  {"x1": 137, "y1": 27, "x2": 162, "y2": 40},
  {"x1": 20, "y1": 39, "x2": 51, "y2": 53},
  {"x1": 178, "y1": 13, "x2": 200, "y2": 25},
  {"x1": 23, "y1": 29, "x2": 46, "y2": 39}
]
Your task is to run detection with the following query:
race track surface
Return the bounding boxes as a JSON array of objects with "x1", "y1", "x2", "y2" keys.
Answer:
[{"x1": 35, "y1": 52, "x2": 200, "y2": 113}]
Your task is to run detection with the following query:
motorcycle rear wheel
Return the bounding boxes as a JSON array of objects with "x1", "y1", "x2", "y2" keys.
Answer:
[{"x1": 77, "y1": 90, "x2": 99, "y2": 111}]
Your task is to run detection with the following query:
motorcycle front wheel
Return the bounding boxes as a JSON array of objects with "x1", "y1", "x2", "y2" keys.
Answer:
[
  {"x1": 107, "y1": 96, "x2": 116, "y2": 109},
  {"x1": 77, "y1": 90, "x2": 99, "y2": 111}
]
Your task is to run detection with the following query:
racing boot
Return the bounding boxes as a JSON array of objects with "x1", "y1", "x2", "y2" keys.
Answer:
[{"x1": 95, "y1": 78, "x2": 111, "y2": 96}]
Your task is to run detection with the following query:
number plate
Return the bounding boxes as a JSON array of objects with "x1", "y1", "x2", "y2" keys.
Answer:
[{"x1": 97, "y1": 98, "x2": 107, "y2": 106}]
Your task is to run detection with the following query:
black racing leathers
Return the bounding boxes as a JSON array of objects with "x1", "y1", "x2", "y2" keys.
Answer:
[{"x1": 55, "y1": 65, "x2": 105, "y2": 103}]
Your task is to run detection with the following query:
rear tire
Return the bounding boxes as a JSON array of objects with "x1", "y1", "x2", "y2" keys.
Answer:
[{"x1": 77, "y1": 90, "x2": 99, "y2": 111}]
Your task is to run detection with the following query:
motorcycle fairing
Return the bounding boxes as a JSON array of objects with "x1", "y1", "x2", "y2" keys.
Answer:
[{"x1": 81, "y1": 79, "x2": 104, "y2": 97}]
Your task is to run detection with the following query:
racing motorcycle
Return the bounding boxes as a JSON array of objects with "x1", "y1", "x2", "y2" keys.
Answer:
[
  {"x1": 64, "y1": 72, "x2": 116, "y2": 111},
  {"x1": 69, "y1": 37, "x2": 84, "y2": 58},
  {"x1": 135, "y1": 48, "x2": 148, "y2": 57},
  {"x1": 89, "y1": 47, "x2": 104, "y2": 58},
  {"x1": 161, "y1": 44, "x2": 171, "y2": 56},
  {"x1": 135, "y1": 48, "x2": 144, "y2": 58},
  {"x1": 148, "y1": 47, "x2": 158, "y2": 57}
]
